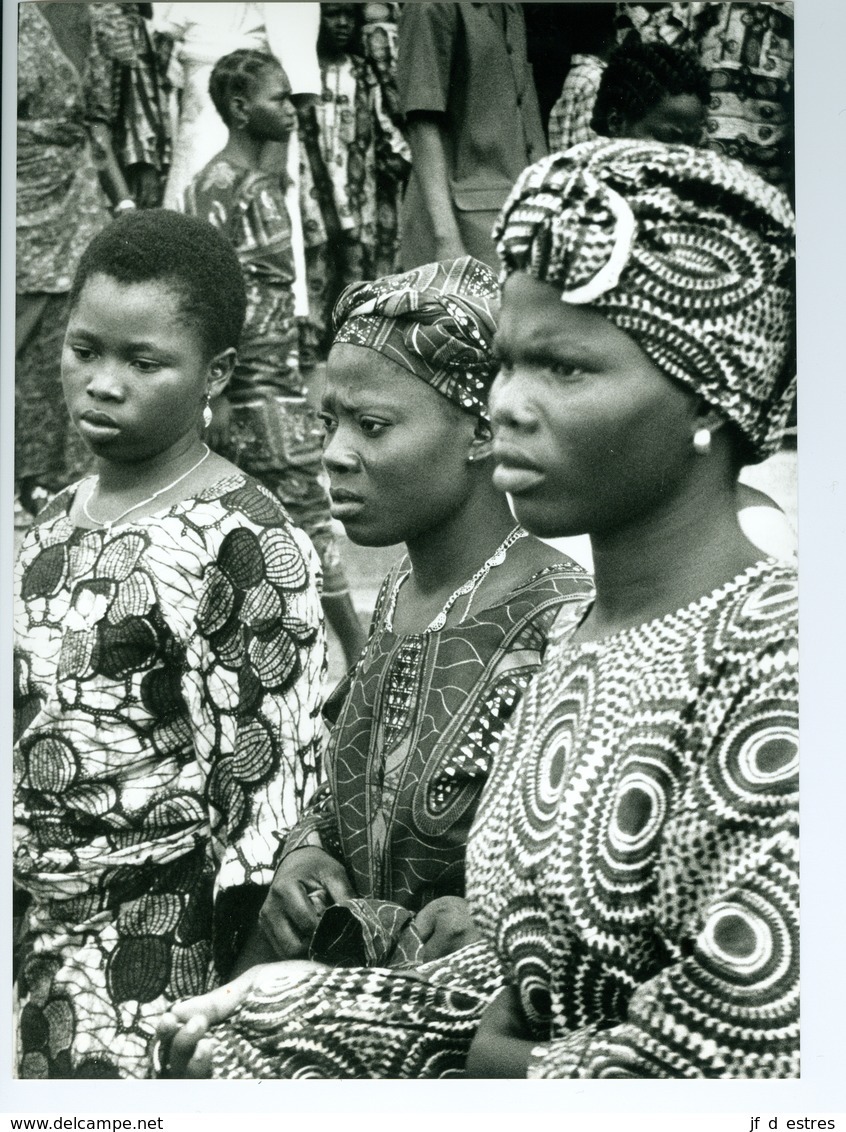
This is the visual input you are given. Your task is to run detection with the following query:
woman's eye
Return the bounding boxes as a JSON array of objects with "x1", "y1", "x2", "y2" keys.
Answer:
[
  {"x1": 549, "y1": 361, "x2": 581, "y2": 379},
  {"x1": 359, "y1": 418, "x2": 387, "y2": 437},
  {"x1": 69, "y1": 344, "x2": 95, "y2": 361},
  {"x1": 131, "y1": 359, "x2": 161, "y2": 373},
  {"x1": 317, "y1": 412, "x2": 336, "y2": 433}
]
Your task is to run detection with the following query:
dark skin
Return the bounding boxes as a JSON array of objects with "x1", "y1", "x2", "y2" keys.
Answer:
[
  {"x1": 154, "y1": 344, "x2": 570, "y2": 1076},
  {"x1": 464, "y1": 273, "x2": 761, "y2": 1076},
  {"x1": 319, "y1": 3, "x2": 357, "y2": 60}
]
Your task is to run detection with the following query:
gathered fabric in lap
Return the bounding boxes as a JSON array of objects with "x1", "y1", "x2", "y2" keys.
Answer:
[
  {"x1": 14, "y1": 474, "x2": 325, "y2": 1078},
  {"x1": 467, "y1": 558, "x2": 799, "y2": 1078},
  {"x1": 206, "y1": 940, "x2": 504, "y2": 1079}
]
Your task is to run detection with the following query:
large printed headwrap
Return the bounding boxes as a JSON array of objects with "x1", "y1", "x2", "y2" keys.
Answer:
[
  {"x1": 332, "y1": 257, "x2": 500, "y2": 423},
  {"x1": 494, "y1": 139, "x2": 796, "y2": 461}
]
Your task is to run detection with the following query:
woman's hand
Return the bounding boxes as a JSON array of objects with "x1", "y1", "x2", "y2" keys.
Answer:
[
  {"x1": 153, "y1": 960, "x2": 325, "y2": 1078},
  {"x1": 465, "y1": 985, "x2": 536, "y2": 1078},
  {"x1": 258, "y1": 846, "x2": 355, "y2": 959},
  {"x1": 413, "y1": 896, "x2": 482, "y2": 961}
]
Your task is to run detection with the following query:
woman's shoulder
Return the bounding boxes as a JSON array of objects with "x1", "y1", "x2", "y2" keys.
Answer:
[{"x1": 714, "y1": 558, "x2": 798, "y2": 639}]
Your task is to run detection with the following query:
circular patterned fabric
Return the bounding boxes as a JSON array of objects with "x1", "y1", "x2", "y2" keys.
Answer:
[
  {"x1": 467, "y1": 558, "x2": 799, "y2": 1078},
  {"x1": 494, "y1": 138, "x2": 795, "y2": 460}
]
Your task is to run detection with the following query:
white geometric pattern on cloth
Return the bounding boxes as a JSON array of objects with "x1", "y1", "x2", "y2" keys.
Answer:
[
  {"x1": 494, "y1": 139, "x2": 795, "y2": 461},
  {"x1": 466, "y1": 558, "x2": 799, "y2": 1078}
]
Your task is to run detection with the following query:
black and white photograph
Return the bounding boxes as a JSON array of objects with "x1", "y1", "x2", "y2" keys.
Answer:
[{"x1": 1, "y1": 0, "x2": 843, "y2": 1120}]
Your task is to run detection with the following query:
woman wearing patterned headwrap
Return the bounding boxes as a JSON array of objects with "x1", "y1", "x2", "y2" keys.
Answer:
[
  {"x1": 154, "y1": 256, "x2": 591, "y2": 1078},
  {"x1": 464, "y1": 138, "x2": 797, "y2": 1078}
]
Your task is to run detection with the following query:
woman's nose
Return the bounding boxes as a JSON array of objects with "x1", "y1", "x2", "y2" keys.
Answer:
[
  {"x1": 322, "y1": 428, "x2": 360, "y2": 473},
  {"x1": 85, "y1": 362, "x2": 124, "y2": 401},
  {"x1": 489, "y1": 369, "x2": 537, "y2": 433}
]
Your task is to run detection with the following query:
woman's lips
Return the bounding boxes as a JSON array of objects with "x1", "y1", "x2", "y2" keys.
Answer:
[
  {"x1": 492, "y1": 448, "x2": 546, "y2": 494},
  {"x1": 78, "y1": 410, "x2": 120, "y2": 437},
  {"x1": 329, "y1": 487, "x2": 366, "y2": 519}
]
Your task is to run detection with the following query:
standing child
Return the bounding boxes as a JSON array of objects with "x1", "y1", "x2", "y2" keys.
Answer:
[
  {"x1": 297, "y1": 2, "x2": 410, "y2": 362},
  {"x1": 181, "y1": 49, "x2": 365, "y2": 668}
]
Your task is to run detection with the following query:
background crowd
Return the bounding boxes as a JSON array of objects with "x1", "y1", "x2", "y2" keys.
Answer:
[
  {"x1": 13, "y1": 0, "x2": 798, "y2": 1083},
  {"x1": 16, "y1": 1, "x2": 795, "y2": 514}
]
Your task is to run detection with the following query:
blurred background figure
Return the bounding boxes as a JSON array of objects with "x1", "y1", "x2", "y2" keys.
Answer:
[
  {"x1": 591, "y1": 37, "x2": 709, "y2": 146},
  {"x1": 546, "y1": 2, "x2": 615, "y2": 152},
  {"x1": 297, "y1": 2, "x2": 410, "y2": 367},
  {"x1": 182, "y1": 48, "x2": 366, "y2": 668},
  {"x1": 614, "y1": 2, "x2": 794, "y2": 196},
  {"x1": 95, "y1": 3, "x2": 171, "y2": 209},
  {"x1": 396, "y1": 2, "x2": 547, "y2": 270},
  {"x1": 16, "y1": 2, "x2": 132, "y2": 519}
]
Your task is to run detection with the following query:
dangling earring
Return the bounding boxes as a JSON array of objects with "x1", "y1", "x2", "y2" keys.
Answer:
[
  {"x1": 203, "y1": 394, "x2": 213, "y2": 430},
  {"x1": 693, "y1": 427, "x2": 711, "y2": 455}
]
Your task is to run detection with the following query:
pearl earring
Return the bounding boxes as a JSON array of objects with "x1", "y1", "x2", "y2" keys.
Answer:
[
  {"x1": 203, "y1": 395, "x2": 213, "y2": 429},
  {"x1": 693, "y1": 427, "x2": 711, "y2": 455}
]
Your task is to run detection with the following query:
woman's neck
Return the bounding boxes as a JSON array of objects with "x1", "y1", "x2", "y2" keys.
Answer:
[
  {"x1": 95, "y1": 433, "x2": 207, "y2": 498},
  {"x1": 403, "y1": 489, "x2": 520, "y2": 598},
  {"x1": 579, "y1": 476, "x2": 762, "y2": 642}
]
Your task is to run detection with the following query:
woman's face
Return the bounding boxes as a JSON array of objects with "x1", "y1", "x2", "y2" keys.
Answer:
[
  {"x1": 62, "y1": 273, "x2": 216, "y2": 464},
  {"x1": 320, "y1": 343, "x2": 478, "y2": 546},
  {"x1": 243, "y1": 64, "x2": 296, "y2": 142},
  {"x1": 489, "y1": 272, "x2": 698, "y2": 539},
  {"x1": 623, "y1": 92, "x2": 706, "y2": 146}
]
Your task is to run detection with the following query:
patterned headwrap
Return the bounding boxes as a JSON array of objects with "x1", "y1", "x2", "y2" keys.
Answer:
[
  {"x1": 332, "y1": 256, "x2": 499, "y2": 422},
  {"x1": 494, "y1": 138, "x2": 796, "y2": 461}
]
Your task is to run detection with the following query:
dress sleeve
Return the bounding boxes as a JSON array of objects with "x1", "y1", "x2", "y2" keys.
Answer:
[
  {"x1": 181, "y1": 519, "x2": 326, "y2": 897},
  {"x1": 527, "y1": 646, "x2": 799, "y2": 1078},
  {"x1": 396, "y1": 2, "x2": 457, "y2": 116}
]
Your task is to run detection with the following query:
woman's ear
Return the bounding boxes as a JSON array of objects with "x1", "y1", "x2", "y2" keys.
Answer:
[
  {"x1": 693, "y1": 400, "x2": 727, "y2": 436},
  {"x1": 468, "y1": 419, "x2": 494, "y2": 464},
  {"x1": 207, "y1": 348, "x2": 236, "y2": 399}
]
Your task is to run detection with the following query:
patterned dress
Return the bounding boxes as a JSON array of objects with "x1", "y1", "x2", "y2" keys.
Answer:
[
  {"x1": 196, "y1": 558, "x2": 797, "y2": 1079},
  {"x1": 189, "y1": 560, "x2": 594, "y2": 1077},
  {"x1": 15, "y1": 3, "x2": 112, "y2": 493},
  {"x1": 467, "y1": 558, "x2": 799, "y2": 1077},
  {"x1": 14, "y1": 474, "x2": 326, "y2": 1078},
  {"x1": 181, "y1": 158, "x2": 348, "y2": 597}
]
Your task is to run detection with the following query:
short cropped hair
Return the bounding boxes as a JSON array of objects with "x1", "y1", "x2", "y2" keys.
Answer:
[
  {"x1": 68, "y1": 209, "x2": 247, "y2": 358},
  {"x1": 209, "y1": 49, "x2": 283, "y2": 128},
  {"x1": 591, "y1": 39, "x2": 710, "y2": 135}
]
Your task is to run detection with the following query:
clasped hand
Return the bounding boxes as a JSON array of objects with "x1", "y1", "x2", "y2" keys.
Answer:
[{"x1": 258, "y1": 845, "x2": 355, "y2": 958}]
